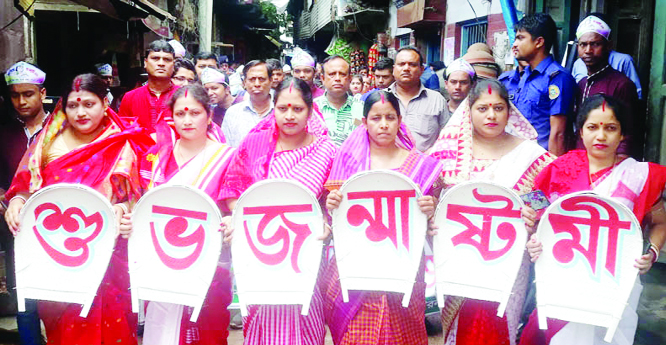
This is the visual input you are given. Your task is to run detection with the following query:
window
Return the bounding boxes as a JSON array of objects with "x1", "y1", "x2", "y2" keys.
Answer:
[
  {"x1": 399, "y1": 34, "x2": 411, "y2": 48},
  {"x1": 461, "y1": 20, "x2": 488, "y2": 55}
]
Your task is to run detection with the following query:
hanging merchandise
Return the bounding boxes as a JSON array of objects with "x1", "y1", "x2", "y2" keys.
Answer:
[
  {"x1": 326, "y1": 34, "x2": 354, "y2": 62},
  {"x1": 350, "y1": 49, "x2": 367, "y2": 75}
]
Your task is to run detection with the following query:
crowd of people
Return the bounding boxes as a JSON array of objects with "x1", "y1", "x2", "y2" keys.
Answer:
[{"x1": 0, "y1": 10, "x2": 664, "y2": 345}]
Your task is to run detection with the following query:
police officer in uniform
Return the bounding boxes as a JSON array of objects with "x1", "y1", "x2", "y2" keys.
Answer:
[{"x1": 503, "y1": 13, "x2": 577, "y2": 156}]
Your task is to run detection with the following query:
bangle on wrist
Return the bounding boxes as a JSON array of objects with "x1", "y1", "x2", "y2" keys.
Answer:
[
  {"x1": 649, "y1": 243, "x2": 660, "y2": 263},
  {"x1": 9, "y1": 195, "x2": 27, "y2": 205},
  {"x1": 115, "y1": 203, "x2": 129, "y2": 215}
]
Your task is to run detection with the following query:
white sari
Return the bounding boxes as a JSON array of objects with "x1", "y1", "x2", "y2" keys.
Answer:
[{"x1": 431, "y1": 97, "x2": 555, "y2": 345}]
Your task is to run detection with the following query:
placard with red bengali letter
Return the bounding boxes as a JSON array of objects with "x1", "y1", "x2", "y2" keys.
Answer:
[
  {"x1": 231, "y1": 179, "x2": 325, "y2": 316},
  {"x1": 15, "y1": 184, "x2": 117, "y2": 317},
  {"x1": 129, "y1": 185, "x2": 223, "y2": 322},
  {"x1": 333, "y1": 170, "x2": 428, "y2": 308},
  {"x1": 535, "y1": 191, "x2": 643, "y2": 342},
  {"x1": 433, "y1": 181, "x2": 526, "y2": 316}
]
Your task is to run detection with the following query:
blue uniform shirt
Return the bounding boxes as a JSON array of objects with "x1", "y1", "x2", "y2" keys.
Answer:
[
  {"x1": 499, "y1": 68, "x2": 523, "y2": 92},
  {"x1": 502, "y1": 55, "x2": 577, "y2": 149}
]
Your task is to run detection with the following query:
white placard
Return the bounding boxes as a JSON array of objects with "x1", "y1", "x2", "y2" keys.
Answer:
[
  {"x1": 333, "y1": 170, "x2": 428, "y2": 308},
  {"x1": 433, "y1": 181, "x2": 526, "y2": 317},
  {"x1": 15, "y1": 184, "x2": 117, "y2": 317},
  {"x1": 129, "y1": 184, "x2": 223, "y2": 322},
  {"x1": 231, "y1": 179, "x2": 324, "y2": 316},
  {"x1": 535, "y1": 191, "x2": 643, "y2": 342}
]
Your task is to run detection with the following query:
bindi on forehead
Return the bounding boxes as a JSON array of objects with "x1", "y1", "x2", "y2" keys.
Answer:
[{"x1": 184, "y1": 107, "x2": 189, "y2": 111}]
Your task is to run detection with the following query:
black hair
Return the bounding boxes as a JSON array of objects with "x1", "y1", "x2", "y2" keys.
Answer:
[
  {"x1": 62, "y1": 74, "x2": 108, "y2": 104},
  {"x1": 274, "y1": 78, "x2": 313, "y2": 110},
  {"x1": 374, "y1": 58, "x2": 394, "y2": 72},
  {"x1": 168, "y1": 83, "x2": 211, "y2": 118},
  {"x1": 576, "y1": 94, "x2": 629, "y2": 135},
  {"x1": 194, "y1": 52, "x2": 218, "y2": 66},
  {"x1": 514, "y1": 13, "x2": 558, "y2": 53},
  {"x1": 243, "y1": 60, "x2": 272, "y2": 80},
  {"x1": 467, "y1": 79, "x2": 509, "y2": 107},
  {"x1": 430, "y1": 61, "x2": 446, "y2": 71},
  {"x1": 396, "y1": 46, "x2": 424, "y2": 66},
  {"x1": 266, "y1": 58, "x2": 283, "y2": 75},
  {"x1": 145, "y1": 40, "x2": 175, "y2": 58},
  {"x1": 321, "y1": 55, "x2": 350, "y2": 74},
  {"x1": 351, "y1": 74, "x2": 365, "y2": 84},
  {"x1": 362, "y1": 90, "x2": 401, "y2": 118},
  {"x1": 173, "y1": 58, "x2": 196, "y2": 77}
]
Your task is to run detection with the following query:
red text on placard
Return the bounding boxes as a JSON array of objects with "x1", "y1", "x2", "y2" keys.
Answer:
[
  {"x1": 448, "y1": 189, "x2": 521, "y2": 261},
  {"x1": 243, "y1": 204, "x2": 313, "y2": 273},
  {"x1": 150, "y1": 205, "x2": 207, "y2": 270},
  {"x1": 347, "y1": 190, "x2": 417, "y2": 250},
  {"x1": 33, "y1": 203, "x2": 104, "y2": 267},
  {"x1": 548, "y1": 195, "x2": 632, "y2": 277}
]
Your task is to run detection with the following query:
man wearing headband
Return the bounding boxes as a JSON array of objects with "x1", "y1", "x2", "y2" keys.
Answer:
[
  {"x1": 575, "y1": 15, "x2": 637, "y2": 112},
  {"x1": 1, "y1": 61, "x2": 48, "y2": 345},
  {"x1": 283, "y1": 64, "x2": 292, "y2": 77},
  {"x1": 575, "y1": 15, "x2": 638, "y2": 155},
  {"x1": 291, "y1": 48, "x2": 325, "y2": 98},
  {"x1": 445, "y1": 58, "x2": 477, "y2": 113},
  {"x1": 571, "y1": 13, "x2": 642, "y2": 99},
  {"x1": 314, "y1": 55, "x2": 362, "y2": 146},
  {"x1": 96, "y1": 63, "x2": 115, "y2": 108},
  {"x1": 504, "y1": 13, "x2": 577, "y2": 155},
  {"x1": 201, "y1": 67, "x2": 235, "y2": 126},
  {"x1": 168, "y1": 39, "x2": 187, "y2": 59},
  {"x1": 118, "y1": 39, "x2": 178, "y2": 133},
  {"x1": 386, "y1": 46, "x2": 449, "y2": 152},
  {"x1": 222, "y1": 59, "x2": 274, "y2": 147}
]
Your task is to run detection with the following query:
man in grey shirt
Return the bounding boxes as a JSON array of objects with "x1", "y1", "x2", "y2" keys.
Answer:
[{"x1": 386, "y1": 47, "x2": 450, "y2": 152}]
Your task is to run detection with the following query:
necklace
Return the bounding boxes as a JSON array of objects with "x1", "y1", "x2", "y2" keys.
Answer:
[
  {"x1": 582, "y1": 64, "x2": 610, "y2": 99},
  {"x1": 175, "y1": 139, "x2": 209, "y2": 166}
]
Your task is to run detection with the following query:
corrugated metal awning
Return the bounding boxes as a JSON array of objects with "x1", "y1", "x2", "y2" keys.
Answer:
[{"x1": 21, "y1": 0, "x2": 175, "y2": 21}]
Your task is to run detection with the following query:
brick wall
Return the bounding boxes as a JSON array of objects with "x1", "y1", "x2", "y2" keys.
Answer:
[{"x1": 486, "y1": 13, "x2": 507, "y2": 47}]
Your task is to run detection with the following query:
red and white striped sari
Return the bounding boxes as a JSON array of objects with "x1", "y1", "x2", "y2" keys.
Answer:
[{"x1": 219, "y1": 113, "x2": 336, "y2": 345}]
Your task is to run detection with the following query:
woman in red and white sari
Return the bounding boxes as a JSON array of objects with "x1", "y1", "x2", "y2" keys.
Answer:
[
  {"x1": 219, "y1": 78, "x2": 336, "y2": 345},
  {"x1": 520, "y1": 94, "x2": 666, "y2": 345},
  {"x1": 4, "y1": 73, "x2": 153, "y2": 345},
  {"x1": 428, "y1": 79, "x2": 555, "y2": 345},
  {"x1": 123, "y1": 84, "x2": 236, "y2": 345}
]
